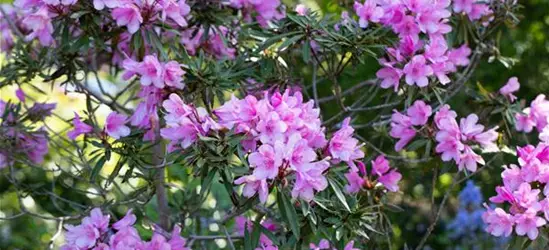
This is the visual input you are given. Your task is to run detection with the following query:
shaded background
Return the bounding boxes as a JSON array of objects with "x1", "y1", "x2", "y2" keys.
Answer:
[{"x1": 1, "y1": 0, "x2": 549, "y2": 249}]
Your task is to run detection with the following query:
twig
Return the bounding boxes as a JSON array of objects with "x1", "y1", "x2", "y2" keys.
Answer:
[{"x1": 415, "y1": 172, "x2": 460, "y2": 250}]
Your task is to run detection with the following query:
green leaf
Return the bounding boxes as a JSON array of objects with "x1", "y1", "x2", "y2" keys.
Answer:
[
  {"x1": 276, "y1": 188, "x2": 300, "y2": 239},
  {"x1": 302, "y1": 41, "x2": 311, "y2": 63},
  {"x1": 244, "y1": 222, "x2": 252, "y2": 250},
  {"x1": 200, "y1": 168, "x2": 217, "y2": 198},
  {"x1": 90, "y1": 156, "x2": 106, "y2": 182},
  {"x1": 251, "y1": 220, "x2": 261, "y2": 248},
  {"x1": 328, "y1": 178, "x2": 351, "y2": 212},
  {"x1": 277, "y1": 35, "x2": 304, "y2": 52}
]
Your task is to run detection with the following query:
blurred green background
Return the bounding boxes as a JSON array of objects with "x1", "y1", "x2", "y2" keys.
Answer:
[{"x1": 1, "y1": 0, "x2": 549, "y2": 249}]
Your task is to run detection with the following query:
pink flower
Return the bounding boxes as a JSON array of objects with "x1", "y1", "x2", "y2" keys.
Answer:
[
  {"x1": 482, "y1": 207, "x2": 514, "y2": 237},
  {"x1": 291, "y1": 161, "x2": 330, "y2": 201},
  {"x1": 67, "y1": 112, "x2": 93, "y2": 140},
  {"x1": 286, "y1": 135, "x2": 317, "y2": 170},
  {"x1": 295, "y1": 4, "x2": 308, "y2": 16},
  {"x1": 163, "y1": 61, "x2": 185, "y2": 89},
  {"x1": 447, "y1": 45, "x2": 471, "y2": 68},
  {"x1": 407, "y1": 100, "x2": 432, "y2": 126},
  {"x1": 515, "y1": 111, "x2": 535, "y2": 133},
  {"x1": 473, "y1": 126, "x2": 499, "y2": 150},
  {"x1": 93, "y1": 0, "x2": 121, "y2": 10},
  {"x1": 344, "y1": 170, "x2": 364, "y2": 193},
  {"x1": 459, "y1": 114, "x2": 484, "y2": 139},
  {"x1": 113, "y1": 209, "x2": 137, "y2": 230},
  {"x1": 256, "y1": 112, "x2": 288, "y2": 144},
  {"x1": 390, "y1": 111, "x2": 416, "y2": 151},
  {"x1": 541, "y1": 126, "x2": 549, "y2": 143},
  {"x1": 64, "y1": 223, "x2": 100, "y2": 249},
  {"x1": 453, "y1": 0, "x2": 474, "y2": 14},
  {"x1": 138, "y1": 55, "x2": 164, "y2": 88},
  {"x1": 499, "y1": 77, "x2": 520, "y2": 102},
  {"x1": 84, "y1": 208, "x2": 110, "y2": 233},
  {"x1": 310, "y1": 239, "x2": 330, "y2": 250},
  {"x1": 249, "y1": 144, "x2": 283, "y2": 180},
  {"x1": 371, "y1": 155, "x2": 390, "y2": 176},
  {"x1": 160, "y1": 120, "x2": 199, "y2": 150},
  {"x1": 378, "y1": 169, "x2": 401, "y2": 192},
  {"x1": 513, "y1": 182, "x2": 541, "y2": 210},
  {"x1": 501, "y1": 164, "x2": 522, "y2": 191},
  {"x1": 376, "y1": 64, "x2": 402, "y2": 91},
  {"x1": 514, "y1": 209, "x2": 546, "y2": 240},
  {"x1": 354, "y1": 0, "x2": 384, "y2": 28},
  {"x1": 403, "y1": 55, "x2": 433, "y2": 87},
  {"x1": 344, "y1": 240, "x2": 360, "y2": 250},
  {"x1": 22, "y1": 7, "x2": 54, "y2": 46},
  {"x1": 160, "y1": 0, "x2": 190, "y2": 27},
  {"x1": 329, "y1": 117, "x2": 364, "y2": 168},
  {"x1": 105, "y1": 112, "x2": 130, "y2": 139},
  {"x1": 234, "y1": 175, "x2": 269, "y2": 203},
  {"x1": 458, "y1": 146, "x2": 484, "y2": 172},
  {"x1": 168, "y1": 225, "x2": 190, "y2": 250},
  {"x1": 434, "y1": 104, "x2": 457, "y2": 128},
  {"x1": 112, "y1": 4, "x2": 143, "y2": 34},
  {"x1": 163, "y1": 93, "x2": 193, "y2": 125}
]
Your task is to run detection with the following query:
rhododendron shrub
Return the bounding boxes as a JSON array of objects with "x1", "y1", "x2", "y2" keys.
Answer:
[{"x1": 1, "y1": 0, "x2": 543, "y2": 249}]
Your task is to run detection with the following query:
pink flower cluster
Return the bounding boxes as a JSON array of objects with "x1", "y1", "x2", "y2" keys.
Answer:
[
  {"x1": 161, "y1": 90, "x2": 365, "y2": 202},
  {"x1": 515, "y1": 94, "x2": 549, "y2": 142},
  {"x1": 13, "y1": 0, "x2": 56, "y2": 46},
  {"x1": 390, "y1": 100, "x2": 432, "y2": 151},
  {"x1": 390, "y1": 100, "x2": 498, "y2": 172},
  {"x1": 344, "y1": 155, "x2": 402, "y2": 193},
  {"x1": 453, "y1": 0, "x2": 493, "y2": 22},
  {"x1": 109, "y1": 0, "x2": 190, "y2": 34},
  {"x1": 61, "y1": 208, "x2": 190, "y2": 250},
  {"x1": 0, "y1": 100, "x2": 52, "y2": 169},
  {"x1": 229, "y1": 0, "x2": 285, "y2": 27},
  {"x1": 123, "y1": 55, "x2": 185, "y2": 89},
  {"x1": 353, "y1": 0, "x2": 482, "y2": 90},
  {"x1": 69, "y1": 111, "x2": 131, "y2": 140},
  {"x1": 435, "y1": 105, "x2": 498, "y2": 172},
  {"x1": 483, "y1": 143, "x2": 549, "y2": 240}
]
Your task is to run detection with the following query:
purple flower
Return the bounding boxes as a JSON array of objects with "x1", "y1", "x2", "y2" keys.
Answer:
[
  {"x1": 499, "y1": 77, "x2": 520, "y2": 102},
  {"x1": 68, "y1": 112, "x2": 94, "y2": 140},
  {"x1": 403, "y1": 55, "x2": 433, "y2": 87},
  {"x1": 344, "y1": 170, "x2": 364, "y2": 193},
  {"x1": 249, "y1": 144, "x2": 283, "y2": 180},
  {"x1": 407, "y1": 100, "x2": 432, "y2": 126},
  {"x1": 234, "y1": 175, "x2": 269, "y2": 203},
  {"x1": 354, "y1": 0, "x2": 384, "y2": 28},
  {"x1": 291, "y1": 161, "x2": 330, "y2": 201},
  {"x1": 112, "y1": 4, "x2": 143, "y2": 34},
  {"x1": 514, "y1": 209, "x2": 546, "y2": 240},
  {"x1": 105, "y1": 111, "x2": 130, "y2": 139},
  {"x1": 482, "y1": 207, "x2": 514, "y2": 237},
  {"x1": 22, "y1": 7, "x2": 54, "y2": 46},
  {"x1": 376, "y1": 64, "x2": 403, "y2": 91},
  {"x1": 378, "y1": 169, "x2": 401, "y2": 192}
]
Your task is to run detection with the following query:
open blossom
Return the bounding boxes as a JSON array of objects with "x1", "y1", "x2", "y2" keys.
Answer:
[
  {"x1": 295, "y1": 4, "x2": 308, "y2": 16},
  {"x1": 403, "y1": 55, "x2": 433, "y2": 87},
  {"x1": 329, "y1": 117, "x2": 364, "y2": 170},
  {"x1": 483, "y1": 207, "x2": 514, "y2": 237},
  {"x1": 68, "y1": 113, "x2": 93, "y2": 140},
  {"x1": 292, "y1": 161, "x2": 330, "y2": 201},
  {"x1": 390, "y1": 111, "x2": 416, "y2": 151},
  {"x1": 499, "y1": 77, "x2": 520, "y2": 102},
  {"x1": 112, "y1": 4, "x2": 143, "y2": 34},
  {"x1": 22, "y1": 7, "x2": 54, "y2": 46},
  {"x1": 354, "y1": 0, "x2": 384, "y2": 28},
  {"x1": 514, "y1": 209, "x2": 546, "y2": 240},
  {"x1": 515, "y1": 94, "x2": 549, "y2": 134},
  {"x1": 93, "y1": 0, "x2": 121, "y2": 10},
  {"x1": 234, "y1": 175, "x2": 269, "y2": 203},
  {"x1": 407, "y1": 100, "x2": 432, "y2": 126},
  {"x1": 105, "y1": 112, "x2": 130, "y2": 139},
  {"x1": 376, "y1": 64, "x2": 402, "y2": 91}
]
